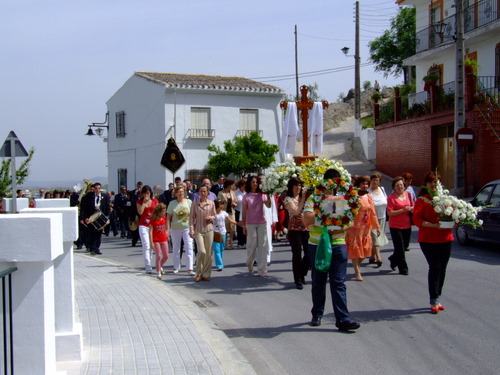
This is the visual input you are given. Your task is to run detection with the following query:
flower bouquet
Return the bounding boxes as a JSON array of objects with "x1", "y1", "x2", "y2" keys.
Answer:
[
  {"x1": 262, "y1": 162, "x2": 302, "y2": 194},
  {"x1": 306, "y1": 159, "x2": 360, "y2": 229},
  {"x1": 428, "y1": 179, "x2": 483, "y2": 228},
  {"x1": 299, "y1": 158, "x2": 351, "y2": 191}
]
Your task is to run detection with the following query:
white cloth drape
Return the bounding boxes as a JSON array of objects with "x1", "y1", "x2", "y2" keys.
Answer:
[
  {"x1": 309, "y1": 102, "x2": 324, "y2": 155},
  {"x1": 280, "y1": 102, "x2": 300, "y2": 155}
]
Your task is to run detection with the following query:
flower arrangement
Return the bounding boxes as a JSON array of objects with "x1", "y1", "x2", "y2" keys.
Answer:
[
  {"x1": 262, "y1": 162, "x2": 302, "y2": 194},
  {"x1": 424, "y1": 179, "x2": 483, "y2": 228},
  {"x1": 307, "y1": 160, "x2": 360, "y2": 228},
  {"x1": 300, "y1": 158, "x2": 351, "y2": 191}
]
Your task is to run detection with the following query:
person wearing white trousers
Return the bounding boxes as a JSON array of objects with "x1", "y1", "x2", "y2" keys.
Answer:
[
  {"x1": 170, "y1": 229, "x2": 194, "y2": 274},
  {"x1": 136, "y1": 185, "x2": 158, "y2": 273}
]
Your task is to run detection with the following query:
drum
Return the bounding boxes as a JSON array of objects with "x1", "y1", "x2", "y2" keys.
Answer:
[
  {"x1": 88, "y1": 211, "x2": 110, "y2": 231},
  {"x1": 128, "y1": 215, "x2": 139, "y2": 231}
]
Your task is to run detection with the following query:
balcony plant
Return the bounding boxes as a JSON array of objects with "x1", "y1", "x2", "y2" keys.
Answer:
[
  {"x1": 371, "y1": 92, "x2": 382, "y2": 102},
  {"x1": 423, "y1": 73, "x2": 439, "y2": 91},
  {"x1": 464, "y1": 58, "x2": 478, "y2": 75}
]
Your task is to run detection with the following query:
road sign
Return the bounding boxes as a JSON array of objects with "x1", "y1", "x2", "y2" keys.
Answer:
[{"x1": 0, "y1": 131, "x2": 29, "y2": 157}]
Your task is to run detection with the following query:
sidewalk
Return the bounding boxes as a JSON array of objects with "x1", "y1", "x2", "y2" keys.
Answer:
[{"x1": 58, "y1": 254, "x2": 256, "y2": 375}]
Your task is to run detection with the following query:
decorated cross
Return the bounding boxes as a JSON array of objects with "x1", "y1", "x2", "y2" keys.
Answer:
[{"x1": 280, "y1": 85, "x2": 329, "y2": 164}]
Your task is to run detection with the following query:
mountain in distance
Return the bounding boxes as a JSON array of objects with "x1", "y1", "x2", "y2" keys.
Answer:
[{"x1": 23, "y1": 176, "x2": 108, "y2": 189}]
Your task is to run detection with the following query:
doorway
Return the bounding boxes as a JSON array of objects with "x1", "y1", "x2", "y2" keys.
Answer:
[{"x1": 436, "y1": 125, "x2": 455, "y2": 189}]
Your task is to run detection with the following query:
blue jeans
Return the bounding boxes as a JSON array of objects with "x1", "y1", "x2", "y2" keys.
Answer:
[
  {"x1": 308, "y1": 243, "x2": 350, "y2": 324},
  {"x1": 213, "y1": 234, "x2": 226, "y2": 269}
]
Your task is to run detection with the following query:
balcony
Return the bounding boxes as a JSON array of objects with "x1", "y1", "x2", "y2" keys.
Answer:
[
  {"x1": 188, "y1": 128, "x2": 215, "y2": 139},
  {"x1": 236, "y1": 130, "x2": 263, "y2": 137},
  {"x1": 416, "y1": 0, "x2": 499, "y2": 54},
  {"x1": 377, "y1": 76, "x2": 499, "y2": 126}
]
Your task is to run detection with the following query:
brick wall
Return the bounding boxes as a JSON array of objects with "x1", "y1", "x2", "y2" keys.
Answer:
[{"x1": 375, "y1": 108, "x2": 500, "y2": 195}]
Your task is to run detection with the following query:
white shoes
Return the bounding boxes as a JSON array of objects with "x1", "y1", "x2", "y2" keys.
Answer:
[{"x1": 173, "y1": 269, "x2": 179, "y2": 274}]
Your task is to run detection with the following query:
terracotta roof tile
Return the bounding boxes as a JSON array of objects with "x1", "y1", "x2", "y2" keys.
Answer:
[{"x1": 135, "y1": 72, "x2": 283, "y2": 94}]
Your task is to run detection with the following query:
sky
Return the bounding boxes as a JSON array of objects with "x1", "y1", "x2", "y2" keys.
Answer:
[{"x1": 0, "y1": 0, "x2": 403, "y2": 185}]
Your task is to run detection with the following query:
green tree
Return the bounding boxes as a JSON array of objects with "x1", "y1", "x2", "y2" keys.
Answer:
[
  {"x1": 206, "y1": 132, "x2": 279, "y2": 179},
  {"x1": 369, "y1": 6, "x2": 416, "y2": 84},
  {"x1": 0, "y1": 147, "x2": 35, "y2": 197},
  {"x1": 286, "y1": 82, "x2": 324, "y2": 102},
  {"x1": 363, "y1": 80, "x2": 372, "y2": 91}
]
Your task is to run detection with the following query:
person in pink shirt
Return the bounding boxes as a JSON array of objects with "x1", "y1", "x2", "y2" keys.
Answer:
[
  {"x1": 241, "y1": 176, "x2": 271, "y2": 277},
  {"x1": 387, "y1": 176, "x2": 414, "y2": 275}
]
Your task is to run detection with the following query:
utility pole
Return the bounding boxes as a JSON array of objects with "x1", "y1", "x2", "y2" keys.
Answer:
[
  {"x1": 354, "y1": 0, "x2": 361, "y2": 127},
  {"x1": 454, "y1": 0, "x2": 465, "y2": 196},
  {"x1": 294, "y1": 25, "x2": 299, "y2": 101}
]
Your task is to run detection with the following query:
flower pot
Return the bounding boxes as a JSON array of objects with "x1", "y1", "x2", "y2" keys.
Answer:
[{"x1": 439, "y1": 221, "x2": 455, "y2": 229}]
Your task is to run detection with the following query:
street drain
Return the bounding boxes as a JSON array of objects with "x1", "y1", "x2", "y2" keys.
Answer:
[{"x1": 193, "y1": 300, "x2": 219, "y2": 308}]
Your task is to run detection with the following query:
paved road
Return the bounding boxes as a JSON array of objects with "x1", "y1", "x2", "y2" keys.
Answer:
[{"x1": 92, "y1": 230, "x2": 500, "y2": 375}]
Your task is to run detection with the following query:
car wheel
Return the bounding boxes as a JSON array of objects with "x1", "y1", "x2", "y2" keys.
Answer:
[{"x1": 456, "y1": 225, "x2": 471, "y2": 246}]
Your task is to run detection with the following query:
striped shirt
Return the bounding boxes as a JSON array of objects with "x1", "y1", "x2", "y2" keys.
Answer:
[{"x1": 189, "y1": 199, "x2": 216, "y2": 233}]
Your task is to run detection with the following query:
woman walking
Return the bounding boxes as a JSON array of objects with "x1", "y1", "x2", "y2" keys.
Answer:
[
  {"x1": 217, "y1": 179, "x2": 237, "y2": 249},
  {"x1": 166, "y1": 185, "x2": 194, "y2": 276},
  {"x1": 284, "y1": 177, "x2": 309, "y2": 289},
  {"x1": 368, "y1": 173, "x2": 389, "y2": 266},
  {"x1": 149, "y1": 203, "x2": 169, "y2": 280},
  {"x1": 413, "y1": 171, "x2": 453, "y2": 314},
  {"x1": 137, "y1": 185, "x2": 158, "y2": 274},
  {"x1": 189, "y1": 185, "x2": 217, "y2": 282},
  {"x1": 387, "y1": 177, "x2": 413, "y2": 275},
  {"x1": 241, "y1": 176, "x2": 271, "y2": 277},
  {"x1": 346, "y1": 176, "x2": 380, "y2": 281}
]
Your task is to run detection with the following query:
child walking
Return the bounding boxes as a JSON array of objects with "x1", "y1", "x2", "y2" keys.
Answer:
[
  {"x1": 149, "y1": 203, "x2": 169, "y2": 280},
  {"x1": 213, "y1": 200, "x2": 238, "y2": 271}
]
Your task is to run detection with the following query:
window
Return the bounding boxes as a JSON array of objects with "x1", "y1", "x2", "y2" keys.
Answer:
[
  {"x1": 116, "y1": 111, "x2": 126, "y2": 138},
  {"x1": 237, "y1": 109, "x2": 261, "y2": 136},
  {"x1": 189, "y1": 108, "x2": 213, "y2": 138},
  {"x1": 117, "y1": 168, "x2": 127, "y2": 189}
]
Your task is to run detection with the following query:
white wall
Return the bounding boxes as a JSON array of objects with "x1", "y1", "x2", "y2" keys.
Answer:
[{"x1": 106, "y1": 74, "x2": 283, "y2": 191}]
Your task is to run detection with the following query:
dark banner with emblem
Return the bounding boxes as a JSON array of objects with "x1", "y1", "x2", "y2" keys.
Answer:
[{"x1": 161, "y1": 137, "x2": 185, "y2": 173}]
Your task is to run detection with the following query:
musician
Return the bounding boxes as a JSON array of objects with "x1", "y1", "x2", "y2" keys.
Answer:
[
  {"x1": 80, "y1": 182, "x2": 110, "y2": 255},
  {"x1": 114, "y1": 185, "x2": 129, "y2": 238}
]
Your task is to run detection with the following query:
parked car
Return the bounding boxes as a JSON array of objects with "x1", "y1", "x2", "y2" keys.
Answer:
[{"x1": 456, "y1": 180, "x2": 500, "y2": 246}]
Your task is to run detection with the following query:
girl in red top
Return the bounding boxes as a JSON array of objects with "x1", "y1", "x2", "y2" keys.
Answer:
[
  {"x1": 413, "y1": 172, "x2": 453, "y2": 314},
  {"x1": 149, "y1": 203, "x2": 169, "y2": 280}
]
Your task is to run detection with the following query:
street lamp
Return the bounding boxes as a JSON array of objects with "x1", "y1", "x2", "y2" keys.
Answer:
[
  {"x1": 341, "y1": 44, "x2": 361, "y2": 126},
  {"x1": 85, "y1": 112, "x2": 109, "y2": 138},
  {"x1": 432, "y1": 21, "x2": 448, "y2": 38}
]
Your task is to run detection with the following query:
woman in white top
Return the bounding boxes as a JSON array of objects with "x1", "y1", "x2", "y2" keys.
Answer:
[{"x1": 368, "y1": 173, "x2": 389, "y2": 267}]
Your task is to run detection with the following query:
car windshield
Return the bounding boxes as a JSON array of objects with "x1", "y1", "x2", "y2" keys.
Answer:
[
  {"x1": 475, "y1": 185, "x2": 493, "y2": 206},
  {"x1": 489, "y1": 184, "x2": 500, "y2": 207}
]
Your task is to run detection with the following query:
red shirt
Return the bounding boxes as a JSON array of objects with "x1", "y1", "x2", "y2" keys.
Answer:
[
  {"x1": 387, "y1": 191, "x2": 412, "y2": 229},
  {"x1": 150, "y1": 217, "x2": 168, "y2": 243},
  {"x1": 413, "y1": 193, "x2": 453, "y2": 243},
  {"x1": 138, "y1": 199, "x2": 158, "y2": 227}
]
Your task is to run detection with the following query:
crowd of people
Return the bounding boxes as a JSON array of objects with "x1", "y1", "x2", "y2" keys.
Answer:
[{"x1": 18, "y1": 168, "x2": 453, "y2": 331}]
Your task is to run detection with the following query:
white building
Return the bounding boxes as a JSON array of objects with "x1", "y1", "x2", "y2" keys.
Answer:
[
  {"x1": 399, "y1": 0, "x2": 499, "y2": 93},
  {"x1": 104, "y1": 72, "x2": 284, "y2": 191}
]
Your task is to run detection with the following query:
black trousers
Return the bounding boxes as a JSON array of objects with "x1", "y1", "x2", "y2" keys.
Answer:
[
  {"x1": 288, "y1": 230, "x2": 310, "y2": 284},
  {"x1": 389, "y1": 227, "x2": 411, "y2": 272},
  {"x1": 420, "y1": 242, "x2": 452, "y2": 304},
  {"x1": 235, "y1": 210, "x2": 246, "y2": 246}
]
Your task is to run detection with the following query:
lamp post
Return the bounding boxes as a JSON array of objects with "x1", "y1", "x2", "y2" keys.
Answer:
[{"x1": 85, "y1": 112, "x2": 109, "y2": 139}]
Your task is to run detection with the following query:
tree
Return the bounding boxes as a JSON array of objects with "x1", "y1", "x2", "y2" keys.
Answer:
[
  {"x1": 0, "y1": 147, "x2": 35, "y2": 197},
  {"x1": 286, "y1": 82, "x2": 324, "y2": 102},
  {"x1": 206, "y1": 132, "x2": 279, "y2": 179},
  {"x1": 369, "y1": 6, "x2": 416, "y2": 84}
]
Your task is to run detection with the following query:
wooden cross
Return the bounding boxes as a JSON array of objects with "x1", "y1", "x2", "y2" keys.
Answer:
[{"x1": 280, "y1": 85, "x2": 329, "y2": 164}]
